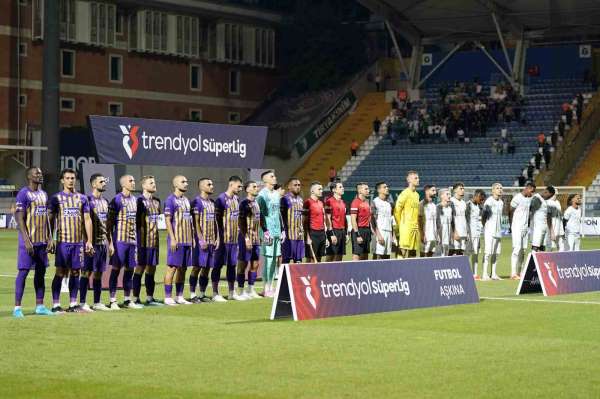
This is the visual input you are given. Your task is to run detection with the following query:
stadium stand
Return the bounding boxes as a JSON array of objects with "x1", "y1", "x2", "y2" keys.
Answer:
[
  {"x1": 340, "y1": 77, "x2": 593, "y2": 189},
  {"x1": 293, "y1": 92, "x2": 390, "y2": 186},
  {"x1": 567, "y1": 138, "x2": 600, "y2": 215}
]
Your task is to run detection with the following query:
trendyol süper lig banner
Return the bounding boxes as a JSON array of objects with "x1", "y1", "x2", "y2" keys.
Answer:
[
  {"x1": 517, "y1": 250, "x2": 600, "y2": 296},
  {"x1": 271, "y1": 256, "x2": 479, "y2": 321},
  {"x1": 88, "y1": 116, "x2": 268, "y2": 168}
]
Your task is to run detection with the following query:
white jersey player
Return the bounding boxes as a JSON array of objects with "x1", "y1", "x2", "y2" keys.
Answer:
[
  {"x1": 509, "y1": 183, "x2": 535, "y2": 279},
  {"x1": 482, "y1": 183, "x2": 504, "y2": 281},
  {"x1": 419, "y1": 185, "x2": 438, "y2": 257},
  {"x1": 465, "y1": 190, "x2": 485, "y2": 279},
  {"x1": 450, "y1": 182, "x2": 468, "y2": 255},
  {"x1": 546, "y1": 193, "x2": 565, "y2": 251},
  {"x1": 437, "y1": 188, "x2": 454, "y2": 257},
  {"x1": 564, "y1": 194, "x2": 583, "y2": 251},
  {"x1": 371, "y1": 182, "x2": 395, "y2": 260},
  {"x1": 530, "y1": 186, "x2": 555, "y2": 251}
]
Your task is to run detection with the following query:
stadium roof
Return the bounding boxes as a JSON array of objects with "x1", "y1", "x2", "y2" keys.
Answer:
[{"x1": 358, "y1": 0, "x2": 600, "y2": 44}]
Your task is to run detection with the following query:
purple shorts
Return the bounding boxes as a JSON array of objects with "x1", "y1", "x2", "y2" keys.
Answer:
[
  {"x1": 238, "y1": 240, "x2": 260, "y2": 262},
  {"x1": 282, "y1": 239, "x2": 305, "y2": 263},
  {"x1": 138, "y1": 247, "x2": 159, "y2": 267},
  {"x1": 18, "y1": 243, "x2": 48, "y2": 270},
  {"x1": 167, "y1": 245, "x2": 192, "y2": 268},
  {"x1": 55, "y1": 242, "x2": 84, "y2": 269},
  {"x1": 84, "y1": 244, "x2": 107, "y2": 272},
  {"x1": 215, "y1": 243, "x2": 238, "y2": 267},
  {"x1": 111, "y1": 242, "x2": 137, "y2": 269},
  {"x1": 192, "y1": 244, "x2": 216, "y2": 268}
]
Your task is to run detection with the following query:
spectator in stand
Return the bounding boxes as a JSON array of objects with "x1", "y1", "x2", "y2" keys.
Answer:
[
  {"x1": 535, "y1": 148, "x2": 543, "y2": 169},
  {"x1": 375, "y1": 72, "x2": 382, "y2": 92},
  {"x1": 373, "y1": 117, "x2": 381, "y2": 135},
  {"x1": 543, "y1": 143, "x2": 552, "y2": 168},
  {"x1": 537, "y1": 132, "x2": 545, "y2": 147},
  {"x1": 491, "y1": 139, "x2": 500, "y2": 154},
  {"x1": 518, "y1": 174, "x2": 526, "y2": 187},
  {"x1": 527, "y1": 162, "x2": 535, "y2": 180},
  {"x1": 328, "y1": 166, "x2": 337, "y2": 183},
  {"x1": 350, "y1": 139, "x2": 359, "y2": 157},
  {"x1": 551, "y1": 128, "x2": 559, "y2": 147},
  {"x1": 558, "y1": 119, "x2": 566, "y2": 138},
  {"x1": 501, "y1": 137, "x2": 509, "y2": 154},
  {"x1": 457, "y1": 128, "x2": 465, "y2": 143},
  {"x1": 507, "y1": 138, "x2": 516, "y2": 155},
  {"x1": 391, "y1": 98, "x2": 399, "y2": 110},
  {"x1": 576, "y1": 93, "x2": 584, "y2": 124}
]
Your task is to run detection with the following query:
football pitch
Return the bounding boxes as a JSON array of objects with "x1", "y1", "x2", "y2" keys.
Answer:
[{"x1": 1, "y1": 230, "x2": 599, "y2": 399}]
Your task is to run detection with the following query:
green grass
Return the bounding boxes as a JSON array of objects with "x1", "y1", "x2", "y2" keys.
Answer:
[{"x1": 1, "y1": 229, "x2": 600, "y2": 398}]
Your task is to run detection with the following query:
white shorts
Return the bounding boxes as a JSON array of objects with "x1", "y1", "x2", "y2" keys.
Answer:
[
  {"x1": 423, "y1": 240, "x2": 437, "y2": 254},
  {"x1": 511, "y1": 228, "x2": 529, "y2": 250},
  {"x1": 484, "y1": 236, "x2": 502, "y2": 255},
  {"x1": 373, "y1": 230, "x2": 393, "y2": 255},
  {"x1": 566, "y1": 234, "x2": 581, "y2": 251},
  {"x1": 451, "y1": 237, "x2": 467, "y2": 251},
  {"x1": 466, "y1": 236, "x2": 480, "y2": 255},
  {"x1": 531, "y1": 228, "x2": 548, "y2": 248}
]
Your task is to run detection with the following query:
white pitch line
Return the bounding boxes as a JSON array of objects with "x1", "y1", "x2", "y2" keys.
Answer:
[{"x1": 481, "y1": 296, "x2": 600, "y2": 305}]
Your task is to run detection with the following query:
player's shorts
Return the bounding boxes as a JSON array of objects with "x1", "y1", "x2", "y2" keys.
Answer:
[
  {"x1": 352, "y1": 228, "x2": 371, "y2": 255},
  {"x1": 531, "y1": 227, "x2": 548, "y2": 248},
  {"x1": 307, "y1": 230, "x2": 326, "y2": 259},
  {"x1": 137, "y1": 246, "x2": 159, "y2": 267},
  {"x1": 238, "y1": 241, "x2": 260, "y2": 262},
  {"x1": 282, "y1": 239, "x2": 305, "y2": 263},
  {"x1": 466, "y1": 236, "x2": 480, "y2": 255},
  {"x1": 422, "y1": 240, "x2": 437, "y2": 254},
  {"x1": 111, "y1": 242, "x2": 137, "y2": 269},
  {"x1": 484, "y1": 236, "x2": 502, "y2": 255},
  {"x1": 373, "y1": 230, "x2": 394, "y2": 255},
  {"x1": 511, "y1": 228, "x2": 529, "y2": 250},
  {"x1": 216, "y1": 242, "x2": 238, "y2": 267},
  {"x1": 84, "y1": 244, "x2": 108, "y2": 272},
  {"x1": 193, "y1": 244, "x2": 216, "y2": 268},
  {"x1": 566, "y1": 234, "x2": 581, "y2": 251},
  {"x1": 55, "y1": 242, "x2": 84, "y2": 269},
  {"x1": 451, "y1": 237, "x2": 467, "y2": 251},
  {"x1": 399, "y1": 228, "x2": 420, "y2": 252},
  {"x1": 326, "y1": 229, "x2": 346, "y2": 256},
  {"x1": 167, "y1": 245, "x2": 192, "y2": 268},
  {"x1": 262, "y1": 237, "x2": 281, "y2": 258},
  {"x1": 17, "y1": 243, "x2": 48, "y2": 270}
]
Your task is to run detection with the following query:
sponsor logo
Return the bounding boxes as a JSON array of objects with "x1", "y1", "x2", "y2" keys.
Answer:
[
  {"x1": 120, "y1": 125, "x2": 140, "y2": 159},
  {"x1": 543, "y1": 261, "x2": 558, "y2": 288},
  {"x1": 300, "y1": 275, "x2": 319, "y2": 310}
]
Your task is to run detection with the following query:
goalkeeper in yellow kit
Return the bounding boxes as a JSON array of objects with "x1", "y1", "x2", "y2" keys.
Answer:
[{"x1": 394, "y1": 170, "x2": 421, "y2": 258}]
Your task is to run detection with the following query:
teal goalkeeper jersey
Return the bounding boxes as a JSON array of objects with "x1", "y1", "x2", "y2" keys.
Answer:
[{"x1": 257, "y1": 187, "x2": 282, "y2": 237}]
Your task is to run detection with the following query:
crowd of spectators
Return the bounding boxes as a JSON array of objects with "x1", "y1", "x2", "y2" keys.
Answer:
[{"x1": 376, "y1": 79, "x2": 524, "y2": 146}]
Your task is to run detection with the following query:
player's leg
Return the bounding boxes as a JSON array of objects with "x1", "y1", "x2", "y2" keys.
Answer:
[
  {"x1": 557, "y1": 236, "x2": 566, "y2": 252},
  {"x1": 164, "y1": 265, "x2": 177, "y2": 305},
  {"x1": 246, "y1": 258, "x2": 261, "y2": 298},
  {"x1": 482, "y1": 234, "x2": 493, "y2": 281},
  {"x1": 65, "y1": 244, "x2": 83, "y2": 312},
  {"x1": 122, "y1": 245, "x2": 141, "y2": 308},
  {"x1": 108, "y1": 242, "x2": 125, "y2": 309},
  {"x1": 235, "y1": 259, "x2": 249, "y2": 300},
  {"x1": 143, "y1": 265, "x2": 161, "y2": 305},
  {"x1": 132, "y1": 262, "x2": 145, "y2": 305},
  {"x1": 189, "y1": 266, "x2": 201, "y2": 302},
  {"x1": 51, "y1": 243, "x2": 68, "y2": 312},
  {"x1": 197, "y1": 245, "x2": 213, "y2": 301},
  {"x1": 79, "y1": 270, "x2": 92, "y2": 312},
  {"x1": 510, "y1": 230, "x2": 523, "y2": 279},
  {"x1": 14, "y1": 268, "x2": 29, "y2": 318},
  {"x1": 174, "y1": 261, "x2": 191, "y2": 305},
  {"x1": 225, "y1": 244, "x2": 239, "y2": 300},
  {"x1": 491, "y1": 239, "x2": 502, "y2": 280},
  {"x1": 211, "y1": 243, "x2": 227, "y2": 301}
]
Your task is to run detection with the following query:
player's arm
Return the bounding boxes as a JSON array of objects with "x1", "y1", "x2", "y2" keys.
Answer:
[
  {"x1": 465, "y1": 204, "x2": 472, "y2": 237},
  {"x1": 450, "y1": 202, "x2": 458, "y2": 240},
  {"x1": 303, "y1": 200, "x2": 311, "y2": 245},
  {"x1": 47, "y1": 195, "x2": 58, "y2": 254},
  {"x1": 436, "y1": 204, "x2": 443, "y2": 241},
  {"x1": 256, "y1": 194, "x2": 270, "y2": 239},
  {"x1": 529, "y1": 197, "x2": 541, "y2": 227},
  {"x1": 418, "y1": 201, "x2": 425, "y2": 243},
  {"x1": 324, "y1": 198, "x2": 333, "y2": 231},
  {"x1": 193, "y1": 206, "x2": 207, "y2": 249},
  {"x1": 481, "y1": 204, "x2": 492, "y2": 227},
  {"x1": 371, "y1": 201, "x2": 383, "y2": 244},
  {"x1": 164, "y1": 198, "x2": 177, "y2": 251},
  {"x1": 239, "y1": 202, "x2": 250, "y2": 248},
  {"x1": 14, "y1": 193, "x2": 33, "y2": 255},
  {"x1": 393, "y1": 194, "x2": 405, "y2": 230}
]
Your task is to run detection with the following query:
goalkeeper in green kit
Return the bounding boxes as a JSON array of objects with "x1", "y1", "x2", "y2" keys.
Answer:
[{"x1": 257, "y1": 170, "x2": 285, "y2": 297}]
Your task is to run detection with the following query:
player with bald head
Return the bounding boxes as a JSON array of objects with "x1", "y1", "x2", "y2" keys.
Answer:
[
  {"x1": 107, "y1": 174, "x2": 140, "y2": 309},
  {"x1": 163, "y1": 175, "x2": 194, "y2": 305}
]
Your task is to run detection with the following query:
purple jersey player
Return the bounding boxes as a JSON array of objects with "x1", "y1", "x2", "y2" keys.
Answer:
[
  {"x1": 13, "y1": 167, "x2": 53, "y2": 318},
  {"x1": 80, "y1": 173, "x2": 111, "y2": 312},
  {"x1": 48, "y1": 168, "x2": 93, "y2": 313},
  {"x1": 189, "y1": 178, "x2": 219, "y2": 303},
  {"x1": 212, "y1": 176, "x2": 243, "y2": 302},
  {"x1": 281, "y1": 178, "x2": 305, "y2": 263},
  {"x1": 106, "y1": 175, "x2": 140, "y2": 309},
  {"x1": 163, "y1": 175, "x2": 194, "y2": 306},
  {"x1": 133, "y1": 175, "x2": 162, "y2": 306},
  {"x1": 235, "y1": 181, "x2": 262, "y2": 300}
]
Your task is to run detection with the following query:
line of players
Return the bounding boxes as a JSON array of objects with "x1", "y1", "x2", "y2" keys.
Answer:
[{"x1": 12, "y1": 167, "x2": 584, "y2": 317}]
